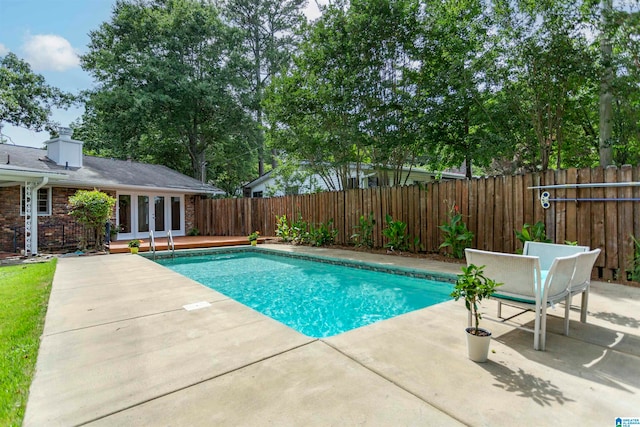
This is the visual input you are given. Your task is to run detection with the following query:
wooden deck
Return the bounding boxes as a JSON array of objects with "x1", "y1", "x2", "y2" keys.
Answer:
[{"x1": 108, "y1": 236, "x2": 264, "y2": 254}]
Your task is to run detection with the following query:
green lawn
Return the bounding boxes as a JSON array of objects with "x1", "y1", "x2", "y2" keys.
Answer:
[{"x1": 0, "y1": 259, "x2": 56, "y2": 426}]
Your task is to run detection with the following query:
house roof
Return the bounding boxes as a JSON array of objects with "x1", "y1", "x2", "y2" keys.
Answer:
[
  {"x1": 243, "y1": 164, "x2": 466, "y2": 188},
  {"x1": 0, "y1": 144, "x2": 223, "y2": 195}
]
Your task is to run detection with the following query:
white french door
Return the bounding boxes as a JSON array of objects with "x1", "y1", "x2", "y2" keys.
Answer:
[{"x1": 116, "y1": 192, "x2": 184, "y2": 240}]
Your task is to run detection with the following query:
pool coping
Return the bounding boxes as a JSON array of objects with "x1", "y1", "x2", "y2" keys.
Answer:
[{"x1": 145, "y1": 245, "x2": 458, "y2": 283}]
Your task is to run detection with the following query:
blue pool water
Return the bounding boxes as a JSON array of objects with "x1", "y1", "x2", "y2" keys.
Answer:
[{"x1": 157, "y1": 251, "x2": 453, "y2": 338}]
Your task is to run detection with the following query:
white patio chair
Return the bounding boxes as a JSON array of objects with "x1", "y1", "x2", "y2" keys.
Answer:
[
  {"x1": 465, "y1": 248, "x2": 578, "y2": 351},
  {"x1": 564, "y1": 248, "x2": 601, "y2": 334},
  {"x1": 523, "y1": 241, "x2": 589, "y2": 270}
]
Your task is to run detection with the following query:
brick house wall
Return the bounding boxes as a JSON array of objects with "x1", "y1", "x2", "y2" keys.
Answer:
[
  {"x1": 1, "y1": 186, "x2": 202, "y2": 253},
  {"x1": 0, "y1": 186, "x2": 116, "y2": 253},
  {"x1": 185, "y1": 195, "x2": 197, "y2": 233}
]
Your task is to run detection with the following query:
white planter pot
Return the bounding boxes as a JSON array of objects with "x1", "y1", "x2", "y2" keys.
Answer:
[{"x1": 465, "y1": 327, "x2": 492, "y2": 362}]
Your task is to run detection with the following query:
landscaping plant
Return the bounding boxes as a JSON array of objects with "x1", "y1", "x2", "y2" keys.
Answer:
[
  {"x1": 308, "y1": 219, "x2": 338, "y2": 246},
  {"x1": 382, "y1": 214, "x2": 411, "y2": 252},
  {"x1": 627, "y1": 235, "x2": 640, "y2": 282},
  {"x1": 68, "y1": 189, "x2": 116, "y2": 250},
  {"x1": 438, "y1": 205, "x2": 474, "y2": 258},
  {"x1": 0, "y1": 260, "x2": 56, "y2": 425},
  {"x1": 275, "y1": 215, "x2": 292, "y2": 242},
  {"x1": 450, "y1": 263, "x2": 501, "y2": 335},
  {"x1": 351, "y1": 212, "x2": 375, "y2": 248},
  {"x1": 515, "y1": 221, "x2": 552, "y2": 249},
  {"x1": 291, "y1": 213, "x2": 310, "y2": 244}
]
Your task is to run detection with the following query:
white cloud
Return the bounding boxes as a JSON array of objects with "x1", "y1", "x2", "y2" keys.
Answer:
[
  {"x1": 0, "y1": 43, "x2": 8, "y2": 56},
  {"x1": 22, "y1": 34, "x2": 79, "y2": 71}
]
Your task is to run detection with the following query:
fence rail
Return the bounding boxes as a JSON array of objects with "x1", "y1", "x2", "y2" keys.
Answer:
[{"x1": 196, "y1": 165, "x2": 640, "y2": 283}]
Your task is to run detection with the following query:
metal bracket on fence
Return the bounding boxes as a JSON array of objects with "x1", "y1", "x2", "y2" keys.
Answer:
[{"x1": 531, "y1": 183, "x2": 640, "y2": 209}]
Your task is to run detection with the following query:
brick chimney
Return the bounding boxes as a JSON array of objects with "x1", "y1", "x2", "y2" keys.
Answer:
[{"x1": 45, "y1": 126, "x2": 84, "y2": 168}]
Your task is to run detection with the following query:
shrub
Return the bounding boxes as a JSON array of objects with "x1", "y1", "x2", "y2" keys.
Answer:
[
  {"x1": 515, "y1": 221, "x2": 551, "y2": 252},
  {"x1": 627, "y1": 235, "x2": 640, "y2": 282},
  {"x1": 68, "y1": 189, "x2": 116, "y2": 250},
  {"x1": 275, "y1": 214, "x2": 292, "y2": 242},
  {"x1": 290, "y1": 213, "x2": 309, "y2": 244},
  {"x1": 351, "y1": 212, "x2": 375, "y2": 248},
  {"x1": 308, "y1": 219, "x2": 338, "y2": 246},
  {"x1": 382, "y1": 214, "x2": 411, "y2": 252},
  {"x1": 438, "y1": 205, "x2": 474, "y2": 259}
]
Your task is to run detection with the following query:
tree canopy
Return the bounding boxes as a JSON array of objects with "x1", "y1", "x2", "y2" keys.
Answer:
[
  {"x1": 69, "y1": 0, "x2": 640, "y2": 195},
  {"x1": 80, "y1": 0, "x2": 257, "y2": 191},
  {"x1": 0, "y1": 52, "x2": 74, "y2": 138},
  {"x1": 265, "y1": 0, "x2": 640, "y2": 178}
]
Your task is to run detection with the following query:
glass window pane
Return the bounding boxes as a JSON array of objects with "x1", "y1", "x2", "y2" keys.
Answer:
[
  {"x1": 154, "y1": 196, "x2": 165, "y2": 232},
  {"x1": 171, "y1": 197, "x2": 181, "y2": 231},
  {"x1": 119, "y1": 195, "x2": 131, "y2": 233},
  {"x1": 38, "y1": 189, "x2": 48, "y2": 214},
  {"x1": 138, "y1": 196, "x2": 149, "y2": 233}
]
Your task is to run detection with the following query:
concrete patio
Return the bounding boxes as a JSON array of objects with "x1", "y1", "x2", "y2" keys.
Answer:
[{"x1": 24, "y1": 244, "x2": 640, "y2": 426}]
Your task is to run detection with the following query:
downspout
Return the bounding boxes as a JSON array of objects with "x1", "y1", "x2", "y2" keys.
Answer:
[{"x1": 29, "y1": 177, "x2": 48, "y2": 256}]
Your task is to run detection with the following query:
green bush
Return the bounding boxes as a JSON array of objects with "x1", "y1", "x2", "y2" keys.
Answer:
[
  {"x1": 515, "y1": 221, "x2": 551, "y2": 253},
  {"x1": 438, "y1": 206, "x2": 474, "y2": 259},
  {"x1": 309, "y1": 219, "x2": 338, "y2": 246},
  {"x1": 382, "y1": 214, "x2": 411, "y2": 252},
  {"x1": 627, "y1": 235, "x2": 640, "y2": 282},
  {"x1": 351, "y1": 212, "x2": 375, "y2": 248},
  {"x1": 275, "y1": 215, "x2": 292, "y2": 242},
  {"x1": 68, "y1": 189, "x2": 116, "y2": 250},
  {"x1": 291, "y1": 214, "x2": 309, "y2": 244}
]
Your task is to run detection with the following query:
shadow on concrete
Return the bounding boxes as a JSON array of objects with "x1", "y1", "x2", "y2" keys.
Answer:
[
  {"x1": 481, "y1": 362, "x2": 574, "y2": 407},
  {"x1": 494, "y1": 319, "x2": 640, "y2": 392},
  {"x1": 590, "y1": 311, "x2": 640, "y2": 329}
]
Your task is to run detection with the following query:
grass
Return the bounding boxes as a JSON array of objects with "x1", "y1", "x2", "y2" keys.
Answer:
[{"x1": 0, "y1": 259, "x2": 56, "y2": 426}]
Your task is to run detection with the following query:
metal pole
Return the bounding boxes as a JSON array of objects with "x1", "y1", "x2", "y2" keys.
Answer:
[{"x1": 528, "y1": 182, "x2": 640, "y2": 189}]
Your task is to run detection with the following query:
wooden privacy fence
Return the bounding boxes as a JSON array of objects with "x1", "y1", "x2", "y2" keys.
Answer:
[{"x1": 196, "y1": 165, "x2": 640, "y2": 283}]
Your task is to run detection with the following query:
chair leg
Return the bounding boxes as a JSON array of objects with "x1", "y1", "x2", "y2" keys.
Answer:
[
  {"x1": 564, "y1": 295, "x2": 571, "y2": 336},
  {"x1": 580, "y1": 290, "x2": 589, "y2": 323},
  {"x1": 533, "y1": 308, "x2": 541, "y2": 351},
  {"x1": 540, "y1": 305, "x2": 547, "y2": 351}
]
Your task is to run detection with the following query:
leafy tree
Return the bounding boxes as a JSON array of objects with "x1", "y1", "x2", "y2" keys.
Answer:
[
  {"x1": 266, "y1": 0, "x2": 429, "y2": 186},
  {"x1": 0, "y1": 52, "x2": 74, "y2": 137},
  {"x1": 219, "y1": 0, "x2": 306, "y2": 176},
  {"x1": 68, "y1": 189, "x2": 116, "y2": 250},
  {"x1": 262, "y1": 0, "x2": 640, "y2": 176},
  {"x1": 81, "y1": 0, "x2": 255, "y2": 188},
  {"x1": 264, "y1": 157, "x2": 320, "y2": 196},
  {"x1": 413, "y1": 0, "x2": 502, "y2": 178},
  {"x1": 265, "y1": 1, "x2": 367, "y2": 189}
]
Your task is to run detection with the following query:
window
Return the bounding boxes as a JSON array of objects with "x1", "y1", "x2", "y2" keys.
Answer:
[
  {"x1": 21, "y1": 187, "x2": 51, "y2": 216},
  {"x1": 253, "y1": 191, "x2": 263, "y2": 198}
]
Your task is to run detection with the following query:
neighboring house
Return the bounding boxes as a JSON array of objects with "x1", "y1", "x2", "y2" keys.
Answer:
[
  {"x1": 243, "y1": 164, "x2": 466, "y2": 198},
  {"x1": 0, "y1": 128, "x2": 223, "y2": 255}
]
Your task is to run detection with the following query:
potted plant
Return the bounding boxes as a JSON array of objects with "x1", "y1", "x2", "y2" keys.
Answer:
[
  {"x1": 248, "y1": 231, "x2": 260, "y2": 246},
  {"x1": 128, "y1": 239, "x2": 141, "y2": 254},
  {"x1": 450, "y1": 264, "x2": 501, "y2": 362}
]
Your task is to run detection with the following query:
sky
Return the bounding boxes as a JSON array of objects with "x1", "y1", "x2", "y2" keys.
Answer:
[{"x1": 0, "y1": 0, "x2": 327, "y2": 148}]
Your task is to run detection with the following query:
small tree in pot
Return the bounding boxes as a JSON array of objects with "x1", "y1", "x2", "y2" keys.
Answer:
[{"x1": 451, "y1": 264, "x2": 501, "y2": 362}]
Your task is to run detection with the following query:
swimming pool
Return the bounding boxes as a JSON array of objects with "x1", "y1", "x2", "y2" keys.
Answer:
[{"x1": 156, "y1": 249, "x2": 454, "y2": 338}]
